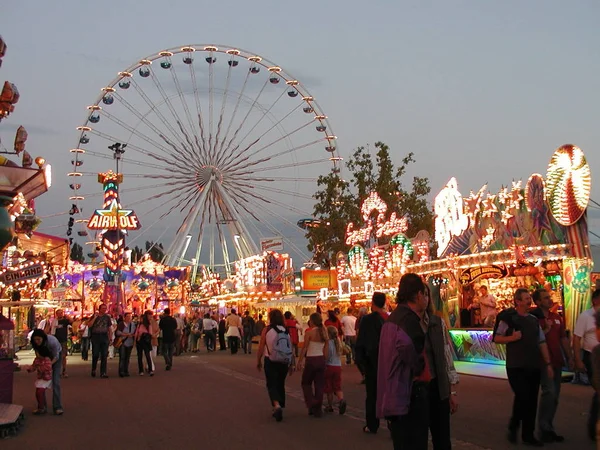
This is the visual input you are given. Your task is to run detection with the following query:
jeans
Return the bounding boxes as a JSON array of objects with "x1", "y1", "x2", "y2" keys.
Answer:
[
  {"x1": 162, "y1": 341, "x2": 175, "y2": 367},
  {"x1": 538, "y1": 364, "x2": 562, "y2": 434},
  {"x1": 429, "y1": 380, "x2": 451, "y2": 450},
  {"x1": 81, "y1": 337, "x2": 90, "y2": 360},
  {"x1": 118, "y1": 345, "x2": 133, "y2": 376},
  {"x1": 219, "y1": 332, "x2": 227, "y2": 350},
  {"x1": 264, "y1": 357, "x2": 288, "y2": 407},
  {"x1": 506, "y1": 367, "x2": 541, "y2": 439},
  {"x1": 364, "y1": 360, "x2": 380, "y2": 432},
  {"x1": 203, "y1": 330, "x2": 216, "y2": 352},
  {"x1": 388, "y1": 382, "x2": 430, "y2": 450},
  {"x1": 137, "y1": 342, "x2": 153, "y2": 374},
  {"x1": 243, "y1": 333, "x2": 253, "y2": 354},
  {"x1": 583, "y1": 350, "x2": 599, "y2": 439},
  {"x1": 344, "y1": 336, "x2": 357, "y2": 364},
  {"x1": 51, "y1": 358, "x2": 63, "y2": 411},
  {"x1": 60, "y1": 342, "x2": 68, "y2": 374},
  {"x1": 228, "y1": 336, "x2": 240, "y2": 354},
  {"x1": 188, "y1": 333, "x2": 199, "y2": 351},
  {"x1": 91, "y1": 334, "x2": 109, "y2": 375},
  {"x1": 301, "y1": 355, "x2": 326, "y2": 413}
]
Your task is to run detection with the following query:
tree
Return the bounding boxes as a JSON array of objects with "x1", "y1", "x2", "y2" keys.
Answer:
[
  {"x1": 131, "y1": 245, "x2": 144, "y2": 263},
  {"x1": 69, "y1": 242, "x2": 84, "y2": 263},
  {"x1": 145, "y1": 241, "x2": 165, "y2": 263},
  {"x1": 306, "y1": 141, "x2": 434, "y2": 266}
]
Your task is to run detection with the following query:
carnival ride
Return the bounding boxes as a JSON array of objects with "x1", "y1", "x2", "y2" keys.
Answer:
[{"x1": 66, "y1": 44, "x2": 342, "y2": 280}]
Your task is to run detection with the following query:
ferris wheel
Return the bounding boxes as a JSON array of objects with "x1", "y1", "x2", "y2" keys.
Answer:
[{"x1": 67, "y1": 44, "x2": 342, "y2": 278}]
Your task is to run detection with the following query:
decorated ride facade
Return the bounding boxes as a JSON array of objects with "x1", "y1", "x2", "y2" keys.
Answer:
[{"x1": 406, "y1": 144, "x2": 592, "y2": 366}]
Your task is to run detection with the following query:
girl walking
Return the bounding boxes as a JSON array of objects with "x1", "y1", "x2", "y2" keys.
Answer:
[
  {"x1": 135, "y1": 311, "x2": 155, "y2": 376},
  {"x1": 324, "y1": 326, "x2": 347, "y2": 415},
  {"x1": 27, "y1": 347, "x2": 53, "y2": 415},
  {"x1": 297, "y1": 312, "x2": 329, "y2": 417},
  {"x1": 256, "y1": 309, "x2": 295, "y2": 422}
]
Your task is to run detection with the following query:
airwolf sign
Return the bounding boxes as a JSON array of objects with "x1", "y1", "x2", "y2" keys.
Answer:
[{"x1": 87, "y1": 199, "x2": 141, "y2": 230}]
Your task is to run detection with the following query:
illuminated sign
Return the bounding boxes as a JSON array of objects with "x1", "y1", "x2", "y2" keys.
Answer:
[
  {"x1": 87, "y1": 199, "x2": 141, "y2": 230},
  {"x1": 459, "y1": 265, "x2": 508, "y2": 285},
  {"x1": 0, "y1": 261, "x2": 46, "y2": 287},
  {"x1": 434, "y1": 178, "x2": 469, "y2": 257},
  {"x1": 302, "y1": 269, "x2": 338, "y2": 290},
  {"x1": 546, "y1": 144, "x2": 591, "y2": 226},
  {"x1": 260, "y1": 237, "x2": 284, "y2": 252}
]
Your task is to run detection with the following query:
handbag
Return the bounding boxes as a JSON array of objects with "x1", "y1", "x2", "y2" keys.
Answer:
[{"x1": 113, "y1": 336, "x2": 124, "y2": 349}]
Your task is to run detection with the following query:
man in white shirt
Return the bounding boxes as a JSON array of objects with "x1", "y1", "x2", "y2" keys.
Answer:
[
  {"x1": 573, "y1": 289, "x2": 600, "y2": 441},
  {"x1": 202, "y1": 313, "x2": 218, "y2": 352},
  {"x1": 341, "y1": 308, "x2": 358, "y2": 365},
  {"x1": 478, "y1": 286, "x2": 497, "y2": 328}
]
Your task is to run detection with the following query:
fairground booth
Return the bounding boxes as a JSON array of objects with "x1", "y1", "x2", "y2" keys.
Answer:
[{"x1": 406, "y1": 144, "x2": 593, "y2": 367}]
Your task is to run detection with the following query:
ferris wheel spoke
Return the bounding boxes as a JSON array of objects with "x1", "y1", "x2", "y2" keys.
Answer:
[
  {"x1": 208, "y1": 50, "x2": 216, "y2": 157},
  {"x1": 227, "y1": 156, "x2": 330, "y2": 178},
  {"x1": 110, "y1": 91, "x2": 182, "y2": 154},
  {"x1": 160, "y1": 188, "x2": 202, "y2": 220},
  {"x1": 225, "y1": 184, "x2": 312, "y2": 217},
  {"x1": 82, "y1": 148, "x2": 192, "y2": 177},
  {"x1": 212, "y1": 53, "x2": 236, "y2": 166},
  {"x1": 214, "y1": 63, "x2": 252, "y2": 165},
  {"x1": 219, "y1": 77, "x2": 270, "y2": 164},
  {"x1": 237, "y1": 199, "x2": 311, "y2": 261},
  {"x1": 234, "y1": 176, "x2": 318, "y2": 183},
  {"x1": 223, "y1": 126, "x2": 317, "y2": 174},
  {"x1": 188, "y1": 58, "x2": 209, "y2": 161},
  {"x1": 88, "y1": 125, "x2": 193, "y2": 173},
  {"x1": 130, "y1": 78, "x2": 183, "y2": 142},
  {"x1": 244, "y1": 184, "x2": 314, "y2": 200},
  {"x1": 150, "y1": 63, "x2": 198, "y2": 144},
  {"x1": 128, "y1": 180, "x2": 198, "y2": 208},
  {"x1": 217, "y1": 87, "x2": 285, "y2": 169}
]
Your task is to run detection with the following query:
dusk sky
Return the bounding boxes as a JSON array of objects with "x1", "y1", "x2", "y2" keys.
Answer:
[{"x1": 1, "y1": 0, "x2": 599, "y2": 265}]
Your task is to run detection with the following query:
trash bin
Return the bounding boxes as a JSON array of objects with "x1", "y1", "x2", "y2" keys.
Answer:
[{"x1": 0, "y1": 313, "x2": 16, "y2": 404}]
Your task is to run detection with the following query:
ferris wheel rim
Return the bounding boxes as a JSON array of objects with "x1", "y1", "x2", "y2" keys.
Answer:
[{"x1": 73, "y1": 44, "x2": 340, "y2": 160}]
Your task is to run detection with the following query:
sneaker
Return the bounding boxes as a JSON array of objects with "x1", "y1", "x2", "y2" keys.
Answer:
[
  {"x1": 139, "y1": 372, "x2": 144, "y2": 376},
  {"x1": 32, "y1": 409, "x2": 47, "y2": 415},
  {"x1": 149, "y1": 371, "x2": 154, "y2": 377},
  {"x1": 166, "y1": 365, "x2": 172, "y2": 371},
  {"x1": 100, "y1": 374, "x2": 108, "y2": 379},
  {"x1": 273, "y1": 407, "x2": 283, "y2": 422},
  {"x1": 339, "y1": 399, "x2": 347, "y2": 415},
  {"x1": 54, "y1": 409, "x2": 64, "y2": 416}
]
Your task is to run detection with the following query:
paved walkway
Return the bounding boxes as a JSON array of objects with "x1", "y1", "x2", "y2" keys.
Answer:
[{"x1": 4, "y1": 349, "x2": 596, "y2": 449}]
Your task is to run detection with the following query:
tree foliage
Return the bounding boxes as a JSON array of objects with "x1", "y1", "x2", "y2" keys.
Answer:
[
  {"x1": 306, "y1": 141, "x2": 434, "y2": 267},
  {"x1": 69, "y1": 242, "x2": 85, "y2": 263}
]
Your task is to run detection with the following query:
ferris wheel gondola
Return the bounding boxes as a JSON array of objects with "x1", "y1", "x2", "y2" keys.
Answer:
[{"x1": 66, "y1": 44, "x2": 342, "y2": 279}]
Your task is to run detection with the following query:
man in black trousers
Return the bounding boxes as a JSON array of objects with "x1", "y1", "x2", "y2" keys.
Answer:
[
  {"x1": 494, "y1": 288, "x2": 554, "y2": 447},
  {"x1": 355, "y1": 291, "x2": 388, "y2": 434}
]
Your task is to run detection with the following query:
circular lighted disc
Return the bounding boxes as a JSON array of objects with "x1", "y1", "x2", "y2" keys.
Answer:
[
  {"x1": 525, "y1": 174, "x2": 546, "y2": 212},
  {"x1": 545, "y1": 144, "x2": 591, "y2": 226}
]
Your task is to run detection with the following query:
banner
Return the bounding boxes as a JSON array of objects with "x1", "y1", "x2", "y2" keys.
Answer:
[
  {"x1": 459, "y1": 265, "x2": 508, "y2": 285},
  {"x1": 260, "y1": 237, "x2": 284, "y2": 252},
  {"x1": 302, "y1": 269, "x2": 338, "y2": 291}
]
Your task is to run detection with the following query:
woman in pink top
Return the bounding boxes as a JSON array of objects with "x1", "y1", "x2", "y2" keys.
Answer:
[{"x1": 135, "y1": 311, "x2": 155, "y2": 376}]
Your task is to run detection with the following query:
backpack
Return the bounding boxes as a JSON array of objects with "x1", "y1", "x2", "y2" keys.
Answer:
[
  {"x1": 268, "y1": 326, "x2": 293, "y2": 364},
  {"x1": 492, "y1": 307, "x2": 518, "y2": 340}
]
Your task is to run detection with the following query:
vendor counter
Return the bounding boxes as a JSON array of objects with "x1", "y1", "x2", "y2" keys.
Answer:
[{"x1": 449, "y1": 328, "x2": 506, "y2": 366}]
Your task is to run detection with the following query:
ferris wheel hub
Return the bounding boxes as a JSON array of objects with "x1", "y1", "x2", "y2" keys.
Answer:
[{"x1": 196, "y1": 165, "x2": 222, "y2": 188}]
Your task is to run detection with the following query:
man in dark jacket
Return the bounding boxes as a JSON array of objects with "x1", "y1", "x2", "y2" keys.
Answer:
[
  {"x1": 159, "y1": 308, "x2": 178, "y2": 371},
  {"x1": 355, "y1": 291, "x2": 388, "y2": 434}
]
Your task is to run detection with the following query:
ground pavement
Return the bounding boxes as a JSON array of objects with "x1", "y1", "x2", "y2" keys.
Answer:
[{"x1": 4, "y1": 348, "x2": 597, "y2": 450}]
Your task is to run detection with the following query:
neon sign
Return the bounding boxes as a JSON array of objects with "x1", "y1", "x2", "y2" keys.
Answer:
[
  {"x1": 88, "y1": 199, "x2": 140, "y2": 230},
  {"x1": 434, "y1": 178, "x2": 469, "y2": 257}
]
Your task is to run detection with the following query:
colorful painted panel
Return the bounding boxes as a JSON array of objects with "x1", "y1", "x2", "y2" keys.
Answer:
[{"x1": 449, "y1": 329, "x2": 506, "y2": 366}]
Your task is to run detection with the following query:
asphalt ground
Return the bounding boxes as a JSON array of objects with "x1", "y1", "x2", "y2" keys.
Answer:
[{"x1": 3, "y1": 347, "x2": 597, "y2": 450}]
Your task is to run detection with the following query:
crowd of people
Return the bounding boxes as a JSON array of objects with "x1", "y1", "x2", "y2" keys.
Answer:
[{"x1": 20, "y1": 280, "x2": 600, "y2": 450}]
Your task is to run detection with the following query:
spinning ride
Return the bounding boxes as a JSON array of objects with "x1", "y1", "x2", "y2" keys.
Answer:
[{"x1": 67, "y1": 44, "x2": 341, "y2": 278}]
